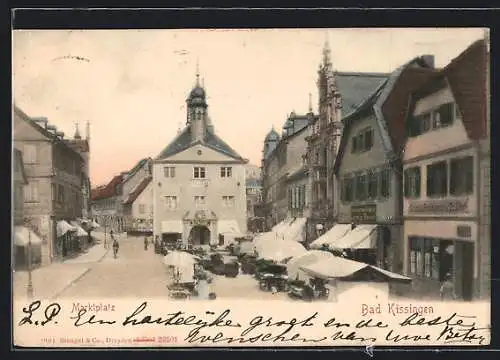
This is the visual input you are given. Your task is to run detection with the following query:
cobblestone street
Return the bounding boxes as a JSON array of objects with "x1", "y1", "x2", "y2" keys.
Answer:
[{"x1": 59, "y1": 235, "x2": 171, "y2": 298}]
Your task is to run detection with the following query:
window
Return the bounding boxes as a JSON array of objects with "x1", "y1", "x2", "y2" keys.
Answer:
[
  {"x1": 404, "y1": 166, "x2": 421, "y2": 198},
  {"x1": 367, "y1": 171, "x2": 379, "y2": 199},
  {"x1": 164, "y1": 196, "x2": 178, "y2": 209},
  {"x1": 364, "y1": 129, "x2": 373, "y2": 150},
  {"x1": 351, "y1": 137, "x2": 358, "y2": 153},
  {"x1": 57, "y1": 184, "x2": 65, "y2": 203},
  {"x1": 409, "y1": 237, "x2": 445, "y2": 280},
  {"x1": 427, "y1": 161, "x2": 448, "y2": 197},
  {"x1": 193, "y1": 167, "x2": 206, "y2": 179},
  {"x1": 24, "y1": 181, "x2": 39, "y2": 202},
  {"x1": 139, "y1": 204, "x2": 145, "y2": 214},
  {"x1": 343, "y1": 177, "x2": 354, "y2": 202},
  {"x1": 433, "y1": 102, "x2": 454, "y2": 129},
  {"x1": 222, "y1": 196, "x2": 235, "y2": 208},
  {"x1": 450, "y1": 156, "x2": 473, "y2": 196},
  {"x1": 355, "y1": 174, "x2": 367, "y2": 201},
  {"x1": 220, "y1": 167, "x2": 232, "y2": 178},
  {"x1": 51, "y1": 183, "x2": 56, "y2": 201},
  {"x1": 194, "y1": 196, "x2": 206, "y2": 207},
  {"x1": 351, "y1": 128, "x2": 373, "y2": 153},
  {"x1": 23, "y1": 144, "x2": 38, "y2": 164},
  {"x1": 380, "y1": 169, "x2": 391, "y2": 198},
  {"x1": 164, "y1": 167, "x2": 176, "y2": 178}
]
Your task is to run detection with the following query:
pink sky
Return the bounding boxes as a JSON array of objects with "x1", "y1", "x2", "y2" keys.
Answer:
[{"x1": 12, "y1": 28, "x2": 486, "y2": 186}]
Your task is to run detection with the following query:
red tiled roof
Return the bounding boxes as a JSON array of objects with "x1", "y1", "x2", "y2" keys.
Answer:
[
  {"x1": 91, "y1": 174, "x2": 123, "y2": 201},
  {"x1": 123, "y1": 177, "x2": 152, "y2": 205},
  {"x1": 412, "y1": 39, "x2": 488, "y2": 140}
]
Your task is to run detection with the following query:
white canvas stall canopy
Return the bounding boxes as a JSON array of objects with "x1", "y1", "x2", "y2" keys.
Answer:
[
  {"x1": 271, "y1": 219, "x2": 292, "y2": 234},
  {"x1": 218, "y1": 220, "x2": 244, "y2": 243},
  {"x1": 14, "y1": 226, "x2": 43, "y2": 246},
  {"x1": 286, "y1": 250, "x2": 335, "y2": 281},
  {"x1": 310, "y1": 224, "x2": 353, "y2": 249},
  {"x1": 256, "y1": 239, "x2": 307, "y2": 262},
  {"x1": 161, "y1": 220, "x2": 183, "y2": 234},
  {"x1": 300, "y1": 256, "x2": 411, "y2": 284},
  {"x1": 56, "y1": 220, "x2": 77, "y2": 237},
  {"x1": 278, "y1": 217, "x2": 307, "y2": 242},
  {"x1": 329, "y1": 224, "x2": 378, "y2": 250}
]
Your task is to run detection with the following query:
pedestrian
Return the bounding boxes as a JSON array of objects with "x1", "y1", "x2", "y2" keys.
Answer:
[
  {"x1": 113, "y1": 239, "x2": 120, "y2": 258},
  {"x1": 144, "y1": 236, "x2": 149, "y2": 251},
  {"x1": 440, "y1": 273, "x2": 457, "y2": 301}
]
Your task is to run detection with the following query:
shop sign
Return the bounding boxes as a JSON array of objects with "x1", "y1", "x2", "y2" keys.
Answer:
[
  {"x1": 457, "y1": 225, "x2": 472, "y2": 238},
  {"x1": 408, "y1": 198, "x2": 469, "y2": 214},
  {"x1": 351, "y1": 204, "x2": 377, "y2": 222}
]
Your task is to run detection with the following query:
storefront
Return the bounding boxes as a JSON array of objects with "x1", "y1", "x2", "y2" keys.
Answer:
[{"x1": 404, "y1": 219, "x2": 476, "y2": 300}]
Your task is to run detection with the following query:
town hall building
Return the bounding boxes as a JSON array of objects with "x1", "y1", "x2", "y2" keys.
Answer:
[{"x1": 152, "y1": 70, "x2": 248, "y2": 247}]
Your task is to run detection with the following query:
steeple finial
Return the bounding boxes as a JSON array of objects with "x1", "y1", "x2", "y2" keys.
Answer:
[
  {"x1": 74, "y1": 122, "x2": 81, "y2": 139},
  {"x1": 308, "y1": 93, "x2": 313, "y2": 113},
  {"x1": 323, "y1": 37, "x2": 331, "y2": 67},
  {"x1": 195, "y1": 58, "x2": 200, "y2": 86},
  {"x1": 85, "y1": 121, "x2": 90, "y2": 141}
]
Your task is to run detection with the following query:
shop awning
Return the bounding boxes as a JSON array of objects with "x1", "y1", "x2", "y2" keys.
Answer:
[
  {"x1": 277, "y1": 217, "x2": 307, "y2": 242},
  {"x1": 300, "y1": 257, "x2": 411, "y2": 284},
  {"x1": 57, "y1": 220, "x2": 77, "y2": 237},
  {"x1": 329, "y1": 224, "x2": 377, "y2": 249},
  {"x1": 286, "y1": 250, "x2": 336, "y2": 281},
  {"x1": 310, "y1": 224, "x2": 353, "y2": 249},
  {"x1": 161, "y1": 220, "x2": 183, "y2": 234},
  {"x1": 218, "y1": 220, "x2": 243, "y2": 236},
  {"x1": 70, "y1": 222, "x2": 88, "y2": 237},
  {"x1": 14, "y1": 226, "x2": 43, "y2": 246}
]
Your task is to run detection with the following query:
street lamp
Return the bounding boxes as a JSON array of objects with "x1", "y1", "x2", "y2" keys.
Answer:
[{"x1": 27, "y1": 230, "x2": 34, "y2": 299}]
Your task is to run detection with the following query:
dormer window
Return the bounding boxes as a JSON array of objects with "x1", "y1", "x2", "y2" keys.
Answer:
[{"x1": 409, "y1": 102, "x2": 456, "y2": 137}]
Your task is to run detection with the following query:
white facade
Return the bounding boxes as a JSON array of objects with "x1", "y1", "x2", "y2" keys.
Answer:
[
  {"x1": 152, "y1": 75, "x2": 248, "y2": 246},
  {"x1": 153, "y1": 144, "x2": 247, "y2": 246}
]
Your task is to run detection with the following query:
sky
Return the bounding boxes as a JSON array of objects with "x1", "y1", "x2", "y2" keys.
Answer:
[{"x1": 12, "y1": 28, "x2": 486, "y2": 187}]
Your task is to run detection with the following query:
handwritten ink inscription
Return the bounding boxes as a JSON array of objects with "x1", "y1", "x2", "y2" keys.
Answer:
[{"x1": 15, "y1": 301, "x2": 489, "y2": 346}]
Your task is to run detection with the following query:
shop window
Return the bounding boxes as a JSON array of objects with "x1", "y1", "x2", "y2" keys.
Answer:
[
  {"x1": 409, "y1": 237, "x2": 453, "y2": 280},
  {"x1": 404, "y1": 166, "x2": 421, "y2": 198},
  {"x1": 450, "y1": 156, "x2": 473, "y2": 196},
  {"x1": 427, "y1": 161, "x2": 448, "y2": 197}
]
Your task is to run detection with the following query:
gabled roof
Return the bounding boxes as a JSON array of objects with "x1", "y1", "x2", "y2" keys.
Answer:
[
  {"x1": 13, "y1": 148, "x2": 28, "y2": 184},
  {"x1": 123, "y1": 177, "x2": 152, "y2": 205},
  {"x1": 91, "y1": 174, "x2": 123, "y2": 201},
  {"x1": 336, "y1": 72, "x2": 390, "y2": 117},
  {"x1": 13, "y1": 105, "x2": 84, "y2": 162},
  {"x1": 125, "y1": 158, "x2": 152, "y2": 181},
  {"x1": 334, "y1": 57, "x2": 436, "y2": 173},
  {"x1": 155, "y1": 125, "x2": 246, "y2": 162},
  {"x1": 411, "y1": 39, "x2": 488, "y2": 140}
]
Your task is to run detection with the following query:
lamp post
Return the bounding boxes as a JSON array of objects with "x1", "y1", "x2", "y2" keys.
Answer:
[{"x1": 27, "y1": 230, "x2": 34, "y2": 299}]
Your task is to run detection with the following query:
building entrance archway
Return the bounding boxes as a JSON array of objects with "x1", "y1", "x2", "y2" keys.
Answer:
[{"x1": 189, "y1": 225, "x2": 211, "y2": 246}]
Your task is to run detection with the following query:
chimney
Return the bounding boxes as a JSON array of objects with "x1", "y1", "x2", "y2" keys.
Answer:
[
  {"x1": 421, "y1": 54, "x2": 435, "y2": 68},
  {"x1": 32, "y1": 117, "x2": 49, "y2": 128}
]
